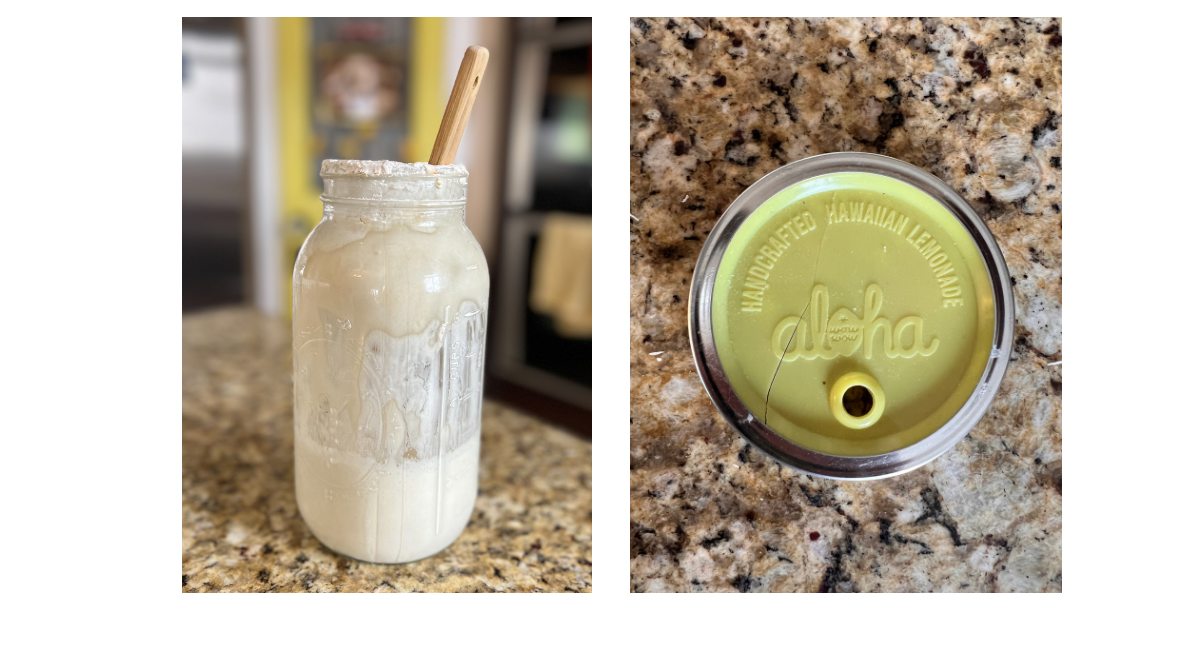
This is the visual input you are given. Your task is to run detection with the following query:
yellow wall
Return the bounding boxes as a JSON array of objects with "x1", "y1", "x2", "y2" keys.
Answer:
[{"x1": 408, "y1": 17, "x2": 445, "y2": 162}]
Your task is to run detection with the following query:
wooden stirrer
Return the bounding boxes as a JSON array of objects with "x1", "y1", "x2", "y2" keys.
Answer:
[{"x1": 429, "y1": 46, "x2": 489, "y2": 165}]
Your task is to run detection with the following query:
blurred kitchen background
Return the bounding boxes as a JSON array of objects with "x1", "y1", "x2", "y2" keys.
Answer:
[{"x1": 182, "y1": 17, "x2": 592, "y2": 435}]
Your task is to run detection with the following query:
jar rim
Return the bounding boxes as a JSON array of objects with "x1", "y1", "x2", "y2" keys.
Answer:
[{"x1": 319, "y1": 159, "x2": 468, "y2": 179}]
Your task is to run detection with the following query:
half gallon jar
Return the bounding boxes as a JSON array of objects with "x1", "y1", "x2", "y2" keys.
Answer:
[{"x1": 292, "y1": 160, "x2": 489, "y2": 563}]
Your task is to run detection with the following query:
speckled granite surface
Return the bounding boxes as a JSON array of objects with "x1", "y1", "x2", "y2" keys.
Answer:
[
  {"x1": 183, "y1": 307, "x2": 591, "y2": 592},
  {"x1": 630, "y1": 17, "x2": 1061, "y2": 592}
]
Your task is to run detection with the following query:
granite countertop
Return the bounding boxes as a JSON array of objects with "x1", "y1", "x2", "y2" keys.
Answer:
[
  {"x1": 182, "y1": 307, "x2": 591, "y2": 592},
  {"x1": 630, "y1": 17, "x2": 1061, "y2": 592}
]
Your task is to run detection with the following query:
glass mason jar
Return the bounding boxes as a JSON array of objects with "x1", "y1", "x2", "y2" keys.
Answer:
[{"x1": 292, "y1": 160, "x2": 489, "y2": 563}]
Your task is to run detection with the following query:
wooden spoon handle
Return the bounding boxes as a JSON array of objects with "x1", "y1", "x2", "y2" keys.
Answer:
[{"x1": 429, "y1": 45, "x2": 489, "y2": 165}]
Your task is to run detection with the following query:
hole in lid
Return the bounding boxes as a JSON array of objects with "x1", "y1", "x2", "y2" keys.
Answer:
[{"x1": 842, "y1": 385, "x2": 873, "y2": 417}]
